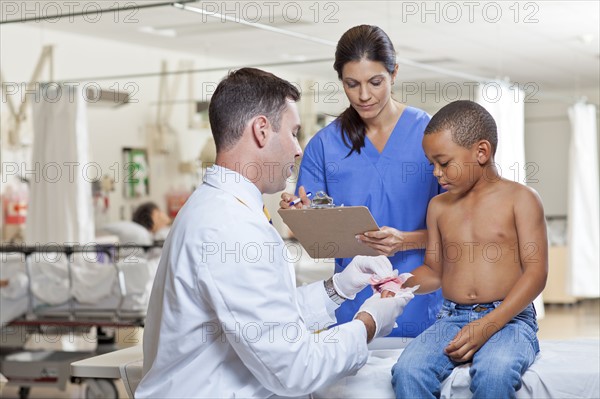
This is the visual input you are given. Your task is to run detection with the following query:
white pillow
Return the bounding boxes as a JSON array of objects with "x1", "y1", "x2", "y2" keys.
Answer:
[
  {"x1": 100, "y1": 221, "x2": 153, "y2": 245},
  {"x1": 153, "y1": 226, "x2": 170, "y2": 241}
]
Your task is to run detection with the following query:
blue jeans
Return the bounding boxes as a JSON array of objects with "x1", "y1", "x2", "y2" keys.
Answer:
[{"x1": 391, "y1": 299, "x2": 539, "y2": 399}]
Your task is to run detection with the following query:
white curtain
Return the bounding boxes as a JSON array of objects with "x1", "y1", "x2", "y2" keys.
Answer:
[
  {"x1": 476, "y1": 83, "x2": 545, "y2": 318},
  {"x1": 476, "y1": 82, "x2": 525, "y2": 180},
  {"x1": 26, "y1": 84, "x2": 94, "y2": 244},
  {"x1": 567, "y1": 102, "x2": 600, "y2": 297}
]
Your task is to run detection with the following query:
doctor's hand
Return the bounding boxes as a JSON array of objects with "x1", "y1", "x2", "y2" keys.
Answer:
[
  {"x1": 332, "y1": 255, "x2": 394, "y2": 300},
  {"x1": 355, "y1": 292, "x2": 414, "y2": 340},
  {"x1": 279, "y1": 186, "x2": 311, "y2": 209}
]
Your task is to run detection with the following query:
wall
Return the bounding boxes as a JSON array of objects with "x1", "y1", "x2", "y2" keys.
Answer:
[
  {"x1": 0, "y1": 24, "x2": 316, "y2": 236},
  {"x1": 2, "y1": 24, "x2": 598, "y2": 240}
]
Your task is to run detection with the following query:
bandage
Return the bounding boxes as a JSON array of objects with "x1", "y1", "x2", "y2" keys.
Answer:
[{"x1": 370, "y1": 273, "x2": 419, "y2": 295}]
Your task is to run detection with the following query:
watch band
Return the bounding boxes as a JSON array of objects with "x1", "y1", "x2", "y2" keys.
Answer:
[{"x1": 324, "y1": 277, "x2": 345, "y2": 305}]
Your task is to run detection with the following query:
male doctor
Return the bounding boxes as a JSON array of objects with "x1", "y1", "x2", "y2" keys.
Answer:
[{"x1": 136, "y1": 68, "x2": 412, "y2": 398}]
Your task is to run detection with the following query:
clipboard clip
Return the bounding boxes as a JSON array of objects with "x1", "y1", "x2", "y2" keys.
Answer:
[{"x1": 310, "y1": 191, "x2": 336, "y2": 209}]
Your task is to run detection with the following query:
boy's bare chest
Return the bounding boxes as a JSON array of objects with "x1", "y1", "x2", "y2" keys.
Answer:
[{"x1": 438, "y1": 198, "x2": 516, "y2": 244}]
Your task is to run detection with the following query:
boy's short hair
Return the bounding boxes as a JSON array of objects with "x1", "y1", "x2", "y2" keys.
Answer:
[
  {"x1": 424, "y1": 100, "x2": 498, "y2": 155},
  {"x1": 132, "y1": 202, "x2": 159, "y2": 231}
]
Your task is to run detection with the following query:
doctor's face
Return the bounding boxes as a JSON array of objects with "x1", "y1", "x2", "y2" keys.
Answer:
[
  {"x1": 266, "y1": 100, "x2": 302, "y2": 194},
  {"x1": 341, "y1": 59, "x2": 396, "y2": 121}
]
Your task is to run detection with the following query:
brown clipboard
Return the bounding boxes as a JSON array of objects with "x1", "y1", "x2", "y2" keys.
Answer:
[{"x1": 278, "y1": 206, "x2": 380, "y2": 259}]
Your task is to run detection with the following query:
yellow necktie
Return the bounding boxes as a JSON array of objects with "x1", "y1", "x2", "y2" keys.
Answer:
[
  {"x1": 263, "y1": 205, "x2": 273, "y2": 224},
  {"x1": 235, "y1": 197, "x2": 272, "y2": 224}
]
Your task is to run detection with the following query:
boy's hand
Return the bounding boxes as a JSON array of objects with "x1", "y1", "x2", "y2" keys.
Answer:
[{"x1": 444, "y1": 319, "x2": 500, "y2": 362}]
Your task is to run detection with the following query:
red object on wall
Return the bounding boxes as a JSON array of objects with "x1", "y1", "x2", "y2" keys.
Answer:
[
  {"x1": 3, "y1": 184, "x2": 28, "y2": 225},
  {"x1": 166, "y1": 191, "x2": 191, "y2": 219},
  {"x1": 5, "y1": 200, "x2": 27, "y2": 224}
]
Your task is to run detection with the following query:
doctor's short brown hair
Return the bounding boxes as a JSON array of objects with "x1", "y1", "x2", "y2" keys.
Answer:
[{"x1": 209, "y1": 67, "x2": 300, "y2": 153}]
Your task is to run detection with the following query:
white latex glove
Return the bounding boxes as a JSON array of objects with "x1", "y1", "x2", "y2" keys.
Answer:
[
  {"x1": 355, "y1": 292, "x2": 414, "y2": 338},
  {"x1": 332, "y1": 255, "x2": 394, "y2": 300}
]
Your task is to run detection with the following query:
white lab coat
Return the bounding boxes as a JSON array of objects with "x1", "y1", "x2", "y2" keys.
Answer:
[{"x1": 136, "y1": 166, "x2": 369, "y2": 398}]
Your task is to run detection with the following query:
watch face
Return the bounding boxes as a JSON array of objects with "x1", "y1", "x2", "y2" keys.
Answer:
[
  {"x1": 325, "y1": 279, "x2": 344, "y2": 305},
  {"x1": 325, "y1": 278, "x2": 342, "y2": 304}
]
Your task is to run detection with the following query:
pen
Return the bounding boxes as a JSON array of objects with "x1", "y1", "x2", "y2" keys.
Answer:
[{"x1": 289, "y1": 192, "x2": 312, "y2": 206}]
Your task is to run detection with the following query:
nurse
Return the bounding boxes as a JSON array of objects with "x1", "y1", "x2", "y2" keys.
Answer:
[{"x1": 284, "y1": 25, "x2": 443, "y2": 337}]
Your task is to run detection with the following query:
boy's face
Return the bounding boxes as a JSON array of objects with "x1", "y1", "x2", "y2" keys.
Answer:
[
  {"x1": 422, "y1": 129, "x2": 480, "y2": 194},
  {"x1": 151, "y1": 209, "x2": 171, "y2": 233}
]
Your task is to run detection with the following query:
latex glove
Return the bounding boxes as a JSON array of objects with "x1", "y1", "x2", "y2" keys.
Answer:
[
  {"x1": 355, "y1": 292, "x2": 414, "y2": 338},
  {"x1": 332, "y1": 255, "x2": 394, "y2": 300}
]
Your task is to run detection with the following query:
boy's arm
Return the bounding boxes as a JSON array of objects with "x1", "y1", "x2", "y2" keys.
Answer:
[
  {"x1": 445, "y1": 187, "x2": 548, "y2": 362},
  {"x1": 403, "y1": 198, "x2": 444, "y2": 293}
]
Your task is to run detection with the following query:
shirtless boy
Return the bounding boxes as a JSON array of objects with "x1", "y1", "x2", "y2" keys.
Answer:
[{"x1": 392, "y1": 100, "x2": 548, "y2": 399}]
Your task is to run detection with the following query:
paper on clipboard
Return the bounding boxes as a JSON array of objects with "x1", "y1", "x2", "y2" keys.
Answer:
[{"x1": 278, "y1": 206, "x2": 380, "y2": 259}]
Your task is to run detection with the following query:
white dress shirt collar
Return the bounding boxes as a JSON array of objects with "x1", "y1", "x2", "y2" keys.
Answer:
[{"x1": 203, "y1": 164, "x2": 265, "y2": 214}]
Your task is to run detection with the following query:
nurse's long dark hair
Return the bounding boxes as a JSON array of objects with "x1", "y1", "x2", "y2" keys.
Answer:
[{"x1": 334, "y1": 25, "x2": 397, "y2": 156}]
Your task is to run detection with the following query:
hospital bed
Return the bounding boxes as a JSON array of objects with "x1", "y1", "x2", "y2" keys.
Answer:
[
  {"x1": 71, "y1": 337, "x2": 600, "y2": 399},
  {"x1": 0, "y1": 242, "x2": 162, "y2": 399}
]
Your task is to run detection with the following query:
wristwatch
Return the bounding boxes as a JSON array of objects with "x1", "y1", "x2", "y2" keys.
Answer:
[{"x1": 324, "y1": 277, "x2": 345, "y2": 305}]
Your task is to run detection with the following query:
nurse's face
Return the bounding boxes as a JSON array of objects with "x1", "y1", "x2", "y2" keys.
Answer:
[
  {"x1": 265, "y1": 100, "x2": 302, "y2": 193},
  {"x1": 341, "y1": 59, "x2": 396, "y2": 121}
]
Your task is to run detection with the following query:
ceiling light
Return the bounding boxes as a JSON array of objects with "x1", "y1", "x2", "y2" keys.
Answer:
[
  {"x1": 281, "y1": 53, "x2": 308, "y2": 62},
  {"x1": 138, "y1": 26, "x2": 177, "y2": 38},
  {"x1": 172, "y1": 2, "x2": 336, "y2": 47},
  {"x1": 578, "y1": 33, "x2": 595, "y2": 45}
]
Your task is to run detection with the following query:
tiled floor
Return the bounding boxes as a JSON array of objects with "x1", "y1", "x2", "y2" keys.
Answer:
[
  {"x1": 1, "y1": 300, "x2": 598, "y2": 398},
  {"x1": 538, "y1": 299, "x2": 600, "y2": 340}
]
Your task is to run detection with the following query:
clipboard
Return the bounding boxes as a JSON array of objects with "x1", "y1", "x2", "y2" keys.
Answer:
[{"x1": 278, "y1": 206, "x2": 380, "y2": 259}]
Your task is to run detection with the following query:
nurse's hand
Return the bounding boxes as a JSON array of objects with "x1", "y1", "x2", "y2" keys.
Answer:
[
  {"x1": 357, "y1": 227, "x2": 427, "y2": 256},
  {"x1": 332, "y1": 255, "x2": 394, "y2": 300},
  {"x1": 355, "y1": 292, "x2": 414, "y2": 339},
  {"x1": 279, "y1": 186, "x2": 311, "y2": 209}
]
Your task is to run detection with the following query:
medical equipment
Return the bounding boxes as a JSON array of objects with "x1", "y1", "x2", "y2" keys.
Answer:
[{"x1": 0, "y1": 242, "x2": 162, "y2": 399}]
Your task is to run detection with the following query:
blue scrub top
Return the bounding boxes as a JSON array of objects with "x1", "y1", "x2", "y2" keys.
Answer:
[{"x1": 296, "y1": 106, "x2": 443, "y2": 337}]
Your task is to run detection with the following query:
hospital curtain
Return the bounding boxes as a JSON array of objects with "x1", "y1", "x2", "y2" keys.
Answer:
[
  {"x1": 476, "y1": 83, "x2": 545, "y2": 318},
  {"x1": 26, "y1": 84, "x2": 95, "y2": 244},
  {"x1": 567, "y1": 102, "x2": 600, "y2": 297}
]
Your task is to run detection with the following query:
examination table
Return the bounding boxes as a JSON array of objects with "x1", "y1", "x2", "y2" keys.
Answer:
[{"x1": 71, "y1": 338, "x2": 599, "y2": 398}]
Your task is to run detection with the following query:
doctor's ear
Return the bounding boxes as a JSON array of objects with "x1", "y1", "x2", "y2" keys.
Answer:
[
  {"x1": 251, "y1": 115, "x2": 270, "y2": 147},
  {"x1": 476, "y1": 140, "x2": 492, "y2": 165}
]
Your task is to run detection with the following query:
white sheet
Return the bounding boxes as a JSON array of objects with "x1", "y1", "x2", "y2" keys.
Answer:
[
  {"x1": 112, "y1": 339, "x2": 599, "y2": 399},
  {"x1": 314, "y1": 339, "x2": 600, "y2": 399}
]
